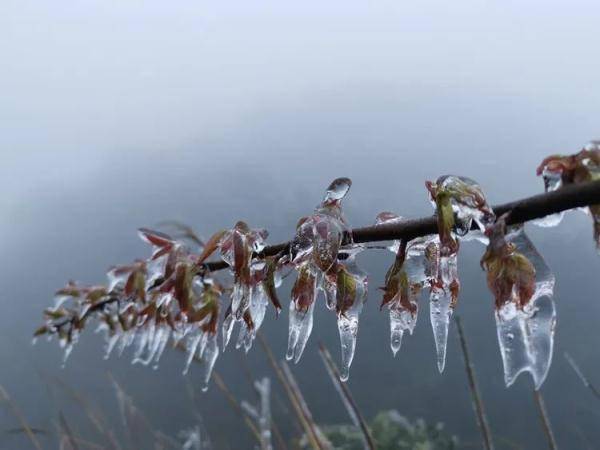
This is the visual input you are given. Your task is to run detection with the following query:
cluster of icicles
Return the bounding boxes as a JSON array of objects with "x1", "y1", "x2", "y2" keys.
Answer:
[{"x1": 35, "y1": 142, "x2": 600, "y2": 391}]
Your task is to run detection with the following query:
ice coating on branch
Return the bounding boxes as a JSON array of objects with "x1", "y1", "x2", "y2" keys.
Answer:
[
  {"x1": 535, "y1": 142, "x2": 600, "y2": 247},
  {"x1": 374, "y1": 211, "x2": 405, "y2": 253},
  {"x1": 482, "y1": 217, "x2": 556, "y2": 389},
  {"x1": 426, "y1": 175, "x2": 495, "y2": 255}
]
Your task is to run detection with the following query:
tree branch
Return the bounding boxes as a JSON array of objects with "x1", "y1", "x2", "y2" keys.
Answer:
[{"x1": 202, "y1": 179, "x2": 600, "y2": 273}]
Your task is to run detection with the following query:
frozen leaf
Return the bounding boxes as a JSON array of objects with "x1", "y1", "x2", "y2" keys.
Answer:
[
  {"x1": 483, "y1": 217, "x2": 556, "y2": 389},
  {"x1": 335, "y1": 259, "x2": 367, "y2": 381},
  {"x1": 195, "y1": 230, "x2": 227, "y2": 265},
  {"x1": 536, "y1": 143, "x2": 600, "y2": 246},
  {"x1": 287, "y1": 266, "x2": 317, "y2": 363},
  {"x1": 262, "y1": 257, "x2": 282, "y2": 315},
  {"x1": 138, "y1": 228, "x2": 176, "y2": 260}
]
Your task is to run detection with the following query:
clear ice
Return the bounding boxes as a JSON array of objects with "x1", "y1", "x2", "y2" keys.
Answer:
[
  {"x1": 335, "y1": 256, "x2": 368, "y2": 381},
  {"x1": 495, "y1": 226, "x2": 556, "y2": 389},
  {"x1": 375, "y1": 212, "x2": 428, "y2": 356},
  {"x1": 288, "y1": 177, "x2": 365, "y2": 376},
  {"x1": 425, "y1": 175, "x2": 494, "y2": 372}
]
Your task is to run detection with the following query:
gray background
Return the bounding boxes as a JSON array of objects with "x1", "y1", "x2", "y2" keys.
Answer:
[{"x1": 2, "y1": 1, "x2": 600, "y2": 448}]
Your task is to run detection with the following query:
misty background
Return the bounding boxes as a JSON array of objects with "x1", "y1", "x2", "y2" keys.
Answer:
[{"x1": 2, "y1": 1, "x2": 600, "y2": 448}]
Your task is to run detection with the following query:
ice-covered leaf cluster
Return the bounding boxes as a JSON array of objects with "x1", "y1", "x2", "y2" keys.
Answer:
[
  {"x1": 424, "y1": 175, "x2": 495, "y2": 371},
  {"x1": 482, "y1": 215, "x2": 556, "y2": 389},
  {"x1": 375, "y1": 213, "x2": 426, "y2": 357},
  {"x1": 536, "y1": 141, "x2": 600, "y2": 246},
  {"x1": 288, "y1": 177, "x2": 367, "y2": 381},
  {"x1": 35, "y1": 223, "x2": 279, "y2": 392}
]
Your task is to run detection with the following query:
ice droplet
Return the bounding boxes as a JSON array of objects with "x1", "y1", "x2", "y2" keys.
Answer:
[
  {"x1": 496, "y1": 226, "x2": 556, "y2": 389},
  {"x1": 322, "y1": 177, "x2": 352, "y2": 205},
  {"x1": 390, "y1": 307, "x2": 418, "y2": 356}
]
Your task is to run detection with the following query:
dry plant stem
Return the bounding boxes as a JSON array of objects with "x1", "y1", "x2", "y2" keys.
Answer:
[
  {"x1": 0, "y1": 384, "x2": 44, "y2": 450},
  {"x1": 280, "y1": 362, "x2": 329, "y2": 450},
  {"x1": 563, "y1": 352, "x2": 600, "y2": 401},
  {"x1": 174, "y1": 342, "x2": 262, "y2": 443},
  {"x1": 454, "y1": 316, "x2": 495, "y2": 450},
  {"x1": 257, "y1": 333, "x2": 324, "y2": 450},
  {"x1": 318, "y1": 342, "x2": 375, "y2": 450},
  {"x1": 238, "y1": 353, "x2": 289, "y2": 450},
  {"x1": 58, "y1": 410, "x2": 81, "y2": 450},
  {"x1": 202, "y1": 179, "x2": 600, "y2": 273},
  {"x1": 533, "y1": 390, "x2": 558, "y2": 450},
  {"x1": 47, "y1": 375, "x2": 122, "y2": 450},
  {"x1": 211, "y1": 370, "x2": 263, "y2": 443}
]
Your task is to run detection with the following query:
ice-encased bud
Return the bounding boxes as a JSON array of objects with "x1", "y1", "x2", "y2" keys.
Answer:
[
  {"x1": 494, "y1": 226, "x2": 556, "y2": 389},
  {"x1": 429, "y1": 175, "x2": 495, "y2": 232}
]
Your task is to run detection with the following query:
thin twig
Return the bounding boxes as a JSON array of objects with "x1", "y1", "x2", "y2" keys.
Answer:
[
  {"x1": 0, "y1": 385, "x2": 43, "y2": 450},
  {"x1": 201, "y1": 179, "x2": 600, "y2": 272},
  {"x1": 58, "y1": 410, "x2": 81, "y2": 450},
  {"x1": 211, "y1": 371, "x2": 263, "y2": 443},
  {"x1": 454, "y1": 316, "x2": 495, "y2": 450},
  {"x1": 318, "y1": 342, "x2": 375, "y2": 450},
  {"x1": 564, "y1": 352, "x2": 600, "y2": 401},
  {"x1": 238, "y1": 353, "x2": 289, "y2": 450},
  {"x1": 533, "y1": 390, "x2": 559, "y2": 450},
  {"x1": 280, "y1": 362, "x2": 329, "y2": 450},
  {"x1": 257, "y1": 333, "x2": 324, "y2": 450}
]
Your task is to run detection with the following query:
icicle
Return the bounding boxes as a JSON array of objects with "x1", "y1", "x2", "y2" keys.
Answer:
[
  {"x1": 199, "y1": 333, "x2": 219, "y2": 392},
  {"x1": 235, "y1": 286, "x2": 268, "y2": 353},
  {"x1": 493, "y1": 226, "x2": 556, "y2": 389},
  {"x1": 429, "y1": 288, "x2": 453, "y2": 373},
  {"x1": 222, "y1": 313, "x2": 235, "y2": 350},
  {"x1": 183, "y1": 331, "x2": 203, "y2": 375},
  {"x1": 335, "y1": 258, "x2": 368, "y2": 381},
  {"x1": 286, "y1": 300, "x2": 315, "y2": 364}
]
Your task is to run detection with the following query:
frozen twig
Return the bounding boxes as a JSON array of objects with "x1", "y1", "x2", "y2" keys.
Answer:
[{"x1": 202, "y1": 180, "x2": 600, "y2": 273}]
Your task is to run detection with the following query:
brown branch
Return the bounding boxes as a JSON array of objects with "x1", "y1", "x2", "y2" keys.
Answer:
[{"x1": 202, "y1": 179, "x2": 600, "y2": 273}]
